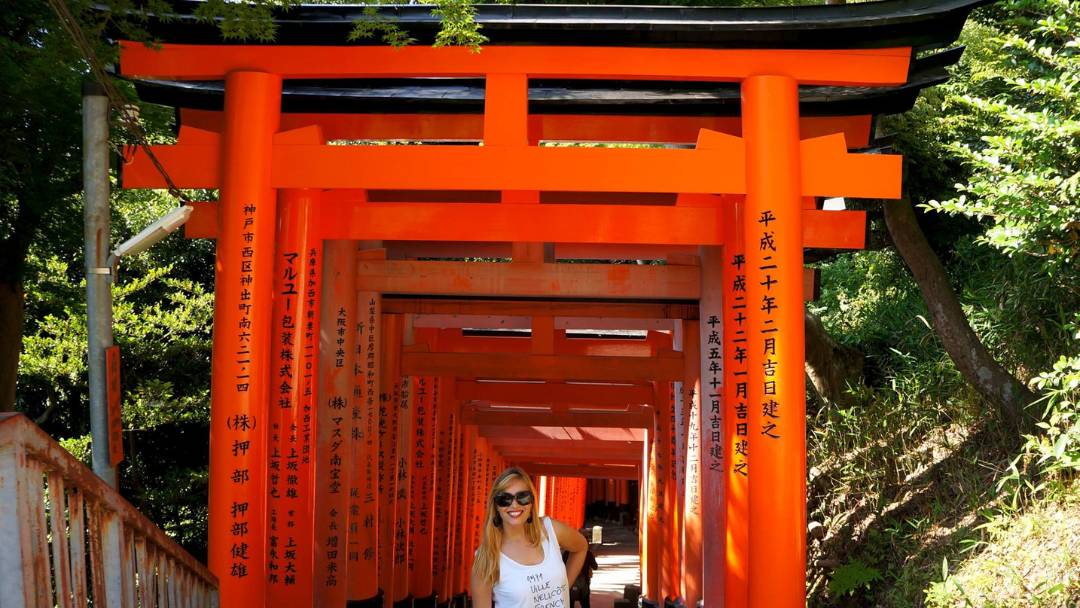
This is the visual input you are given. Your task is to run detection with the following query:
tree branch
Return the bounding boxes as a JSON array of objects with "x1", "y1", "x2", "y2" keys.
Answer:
[{"x1": 884, "y1": 194, "x2": 1036, "y2": 430}]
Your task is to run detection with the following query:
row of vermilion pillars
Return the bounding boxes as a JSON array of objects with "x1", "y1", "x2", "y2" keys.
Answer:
[
  {"x1": 539, "y1": 477, "x2": 587, "y2": 532},
  {"x1": 631, "y1": 326, "x2": 706, "y2": 608},
  {"x1": 211, "y1": 162, "x2": 547, "y2": 607},
  {"x1": 209, "y1": 70, "x2": 807, "y2": 608},
  {"x1": 205, "y1": 69, "x2": 522, "y2": 607},
  {"x1": 584, "y1": 479, "x2": 633, "y2": 507}
]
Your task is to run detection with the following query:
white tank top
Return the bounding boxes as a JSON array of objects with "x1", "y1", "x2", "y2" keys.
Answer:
[{"x1": 492, "y1": 517, "x2": 569, "y2": 608}]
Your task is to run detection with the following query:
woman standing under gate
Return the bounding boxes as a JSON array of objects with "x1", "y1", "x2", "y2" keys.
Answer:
[{"x1": 471, "y1": 467, "x2": 589, "y2": 608}]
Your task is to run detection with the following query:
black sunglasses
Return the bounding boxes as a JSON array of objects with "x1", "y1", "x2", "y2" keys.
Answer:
[{"x1": 494, "y1": 491, "x2": 534, "y2": 508}]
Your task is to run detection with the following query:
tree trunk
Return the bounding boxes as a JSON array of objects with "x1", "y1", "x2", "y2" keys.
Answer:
[
  {"x1": 804, "y1": 309, "x2": 864, "y2": 405},
  {"x1": 0, "y1": 282, "x2": 24, "y2": 412},
  {"x1": 884, "y1": 195, "x2": 1035, "y2": 429}
]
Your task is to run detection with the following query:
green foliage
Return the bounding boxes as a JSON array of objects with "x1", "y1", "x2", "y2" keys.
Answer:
[
  {"x1": 0, "y1": 0, "x2": 88, "y2": 285},
  {"x1": 185, "y1": 0, "x2": 487, "y2": 48},
  {"x1": 1029, "y1": 355, "x2": 1080, "y2": 475},
  {"x1": 924, "y1": 486, "x2": 1080, "y2": 607},
  {"x1": 828, "y1": 559, "x2": 883, "y2": 598},
  {"x1": 60, "y1": 433, "x2": 92, "y2": 465},
  {"x1": 812, "y1": 248, "x2": 970, "y2": 407},
  {"x1": 806, "y1": 4, "x2": 1080, "y2": 605},
  {"x1": 193, "y1": 0, "x2": 302, "y2": 42},
  {"x1": 926, "y1": 0, "x2": 1080, "y2": 268},
  {"x1": 18, "y1": 187, "x2": 215, "y2": 555}
]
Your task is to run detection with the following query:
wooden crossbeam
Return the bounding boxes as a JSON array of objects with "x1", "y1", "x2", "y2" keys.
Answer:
[
  {"x1": 410, "y1": 315, "x2": 678, "y2": 332},
  {"x1": 456, "y1": 380, "x2": 654, "y2": 406},
  {"x1": 185, "y1": 201, "x2": 866, "y2": 251},
  {"x1": 514, "y1": 463, "x2": 639, "y2": 481},
  {"x1": 359, "y1": 260, "x2": 700, "y2": 300},
  {"x1": 409, "y1": 334, "x2": 656, "y2": 357},
  {"x1": 479, "y1": 426, "x2": 644, "y2": 441},
  {"x1": 121, "y1": 43, "x2": 910, "y2": 85},
  {"x1": 401, "y1": 352, "x2": 683, "y2": 382},
  {"x1": 386, "y1": 242, "x2": 692, "y2": 261},
  {"x1": 465, "y1": 408, "x2": 652, "y2": 429},
  {"x1": 504, "y1": 455, "x2": 642, "y2": 466},
  {"x1": 180, "y1": 109, "x2": 874, "y2": 147},
  {"x1": 323, "y1": 202, "x2": 729, "y2": 244},
  {"x1": 487, "y1": 437, "x2": 641, "y2": 450},
  {"x1": 363, "y1": 261, "x2": 824, "y2": 302},
  {"x1": 318, "y1": 202, "x2": 866, "y2": 247},
  {"x1": 125, "y1": 143, "x2": 899, "y2": 200},
  {"x1": 495, "y1": 445, "x2": 643, "y2": 461},
  {"x1": 383, "y1": 298, "x2": 697, "y2": 320}
]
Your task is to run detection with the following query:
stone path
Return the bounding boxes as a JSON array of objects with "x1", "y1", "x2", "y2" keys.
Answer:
[{"x1": 577, "y1": 523, "x2": 640, "y2": 608}]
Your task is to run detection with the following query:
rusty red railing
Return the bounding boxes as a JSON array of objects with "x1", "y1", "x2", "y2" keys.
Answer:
[{"x1": 0, "y1": 413, "x2": 218, "y2": 608}]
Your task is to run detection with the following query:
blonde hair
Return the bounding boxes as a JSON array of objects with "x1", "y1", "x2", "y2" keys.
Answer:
[{"x1": 472, "y1": 467, "x2": 545, "y2": 587}]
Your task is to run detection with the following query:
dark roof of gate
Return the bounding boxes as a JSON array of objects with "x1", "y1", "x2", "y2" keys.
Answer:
[
  {"x1": 132, "y1": 46, "x2": 960, "y2": 118},
  {"x1": 115, "y1": 0, "x2": 991, "y2": 119},
  {"x1": 118, "y1": 0, "x2": 992, "y2": 52}
]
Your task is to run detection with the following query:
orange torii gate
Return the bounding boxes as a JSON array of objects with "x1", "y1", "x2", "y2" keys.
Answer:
[{"x1": 113, "y1": 1, "x2": 985, "y2": 606}]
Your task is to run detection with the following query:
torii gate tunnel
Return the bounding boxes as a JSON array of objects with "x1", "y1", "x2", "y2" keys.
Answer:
[{"x1": 116, "y1": 1, "x2": 984, "y2": 606}]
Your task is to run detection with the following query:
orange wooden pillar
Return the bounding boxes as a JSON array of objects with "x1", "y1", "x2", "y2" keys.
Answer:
[
  {"x1": 568, "y1": 480, "x2": 576, "y2": 528},
  {"x1": 349, "y1": 285, "x2": 382, "y2": 604},
  {"x1": 409, "y1": 374, "x2": 438, "y2": 605},
  {"x1": 549, "y1": 476, "x2": 557, "y2": 518},
  {"x1": 680, "y1": 320, "x2": 703, "y2": 606},
  {"x1": 455, "y1": 421, "x2": 471, "y2": 602},
  {"x1": 576, "y1": 478, "x2": 587, "y2": 529},
  {"x1": 208, "y1": 70, "x2": 280, "y2": 605},
  {"x1": 538, "y1": 476, "x2": 545, "y2": 516},
  {"x1": 638, "y1": 431, "x2": 650, "y2": 599},
  {"x1": 722, "y1": 202, "x2": 749, "y2": 608},
  {"x1": 557, "y1": 477, "x2": 565, "y2": 522},
  {"x1": 558, "y1": 478, "x2": 567, "y2": 524},
  {"x1": 446, "y1": 412, "x2": 462, "y2": 605},
  {"x1": 674, "y1": 372, "x2": 687, "y2": 598},
  {"x1": 551, "y1": 478, "x2": 561, "y2": 522},
  {"x1": 265, "y1": 189, "x2": 319, "y2": 601},
  {"x1": 455, "y1": 425, "x2": 475, "y2": 596},
  {"x1": 392, "y1": 360, "x2": 417, "y2": 608},
  {"x1": 432, "y1": 378, "x2": 457, "y2": 605},
  {"x1": 471, "y1": 434, "x2": 489, "y2": 589},
  {"x1": 743, "y1": 76, "x2": 806, "y2": 607},
  {"x1": 642, "y1": 401, "x2": 662, "y2": 605},
  {"x1": 698, "y1": 245, "x2": 727, "y2": 608},
  {"x1": 314, "y1": 237, "x2": 357, "y2": 604},
  {"x1": 379, "y1": 314, "x2": 403, "y2": 608},
  {"x1": 659, "y1": 383, "x2": 679, "y2": 603},
  {"x1": 570, "y1": 478, "x2": 576, "y2": 526}
]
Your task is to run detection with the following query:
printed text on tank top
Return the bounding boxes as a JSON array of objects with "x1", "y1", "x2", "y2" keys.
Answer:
[{"x1": 490, "y1": 518, "x2": 570, "y2": 608}]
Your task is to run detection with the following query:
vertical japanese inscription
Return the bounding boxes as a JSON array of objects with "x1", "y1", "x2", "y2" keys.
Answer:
[
  {"x1": 316, "y1": 239, "x2": 354, "y2": 603},
  {"x1": 208, "y1": 72, "x2": 280, "y2": 606},
  {"x1": 348, "y1": 291, "x2": 380, "y2": 600},
  {"x1": 755, "y1": 210, "x2": 782, "y2": 442},
  {"x1": 268, "y1": 249, "x2": 298, "y2": 589},
  {"x1": 227, "y1": 199, "x2": 259, "y2": 583},
  {"x1": 684, "y1": 359, "x2": 701, "y2": 516},
  {"x1": 728, "y1": 248, "x2": 750, "y2": 478},
  {"x1": 268, "y1": 233, "x2": 320, "y2": 597},
  {"x1": 702, "y1": 312, "x2": 724, "y2": 474},
  {"x1": 392, "y1": 372, "x2": 413, "y2": 601}
]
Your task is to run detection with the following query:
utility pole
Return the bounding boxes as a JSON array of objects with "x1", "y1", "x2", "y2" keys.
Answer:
[{"x1": 83, "y1": 80, "x2": 118, "y2": 488}]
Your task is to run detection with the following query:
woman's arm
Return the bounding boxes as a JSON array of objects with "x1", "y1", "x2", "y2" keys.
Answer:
[
  {"x1": 470, "y1": 570, "x2": 494, "y2": 608},
  {"x1": 551, "y1": 518, "x2": 589, "y2": 584}
]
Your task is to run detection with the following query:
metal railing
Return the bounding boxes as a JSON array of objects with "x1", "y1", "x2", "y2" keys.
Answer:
[{"x1": 0, "y1": 413, "x2": 218, "y2": 608}]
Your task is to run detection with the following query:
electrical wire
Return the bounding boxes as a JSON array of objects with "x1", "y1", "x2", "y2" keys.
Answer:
[{"x1": 46, "y1": 0, "x2": 192, "y2": 205}]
